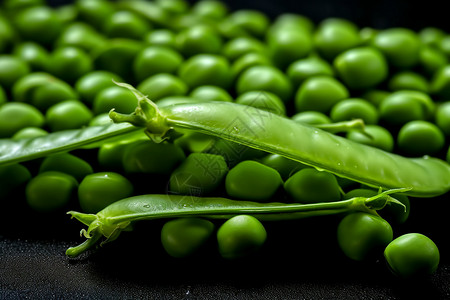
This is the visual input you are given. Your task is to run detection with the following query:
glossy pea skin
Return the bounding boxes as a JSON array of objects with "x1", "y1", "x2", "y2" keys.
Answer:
[
  {"x1": 31, "y1": 79, "x2": 78, "y2": 112},
  {"x1": 225, "y1": 160, "x2": 283, "y2": 202},
  {"x1": 92, "y1": 86, "x2": 138, "y2": 115},
  {"x1": 222, "y1": 37, "x2": 267, "y2": 61},
  {"x1": 26, "y1": 171, "x2": 78, "y2": 213},
  {"x1": 12, "y1": 126, "x2": 48, "y2": 140},
  {"x1": 260, "y1": 153, "x2": 306, "y2": 181},
  {"x1": 133, "y1": 46, "x2": 183, "y2": 83},
  {"x1": 55, "y1": 22, "x2": 107, "y2": 52},
  {"x1": 161, "y1": 217, "x2": 215, "y2": 258},
  {"x1": 12, "y1": 42, "x2": 49, "y2": 72},
  {"x1": 169, "y1": 153, "x2": 228, "y2": 196},
  {"x1": 237, "y1": 65, "x2": 292, "y2": 103},
  {"x1": 291, "y1": 111, "x2": 332, "y2": 125},
  {"x1": 78, "y1": 172, "x2": 134, "y2": 214},
  {"x1": 0, "y1": 102, "x2": 44, "y2": 138},
  {"x1": 360, "y1": 89, "x2": 390, "y2": 108},
  {"x1": 313, "y1": 18, "x2": 361, "y2": 61},
  {"x1": 225, "y1": 10, "x2": 269, "y2": 38},
  {"x1": 0, "y1": 55, "x2": 30, "y2": 90},
  {"x1": 330, "y1": 98, "x2": 379, "y2": 125},
  {"x1": 175, "y1": 25, "x2": 223, "y2": 57},
  {"x1": 388, "y1": 71, "x2": 429, "y2": 93},
  {"x1": 430, "y1": 65, "x2": 450, "y2": 100},
  {"x1": 0, "y1": 163, "x2": 31, "y2": 199},
  {"x1": 122, "y1": 140, "x2": 186, "y2": 175},
  {"x1": 379, "y1": 90, "x2": 435, "y2": 126},
  {"x1": 75, "y1": 70, "x2": 123, "y2": 105},
  {"x1": 346, "y1": 124, "x2": 394, "y2": 152},
  {"x1": 419, "y1": 27, "x2": 445, "y2": 48},
  {"x1": 235, "y1": 90, "x2": 286, "y2": 116},
  {"x1": 287, "y1": 56, "x2": 334, "y2": 89},
  {"x1": 418, "y1": 46, "x2": 447, "y2": 77},
  {"x1": 189, "y1": 85, "x2": 232, "y2": 102},
  {"x1": 0, "y1": 15, "x2": 15, "y2": 53},
  {"x1": 137, "y1": 73, "x2": 188, "y2": 101},
  {"x1": 295, "y1": 75, "x2": 349, "y2": 114},
  {"x1": 337, "y1": 212, "x2": 393, "y2": 261},
  {"x1": 372, "y1": 28, "x2": 421, "y2": 69},
  {"x1": 178, "y1": 54, "x2": 232, "y2": 89},
  {"x1": 284, "y1": 168, "x2": 341, "y2": 204},
  {"x1": 75, "y1": 0, "x2": 116, "y2": 30},
  {"x1": 334, "y1": 47, "x2": 388, "y2": 90},
  {"x1": 231, "y1": 52, "x2": 272, "y2": 79},
  {"x1": 39, "y1": 153, "x2": 93, "y2": 182},
  {"x1": 45, "y1": 100, "x2": 93, "y2": 131},
  {"x1": 102, "y1": 10, "x2": 151, "y2": 40},
  {"x1": 144, "y1": 29, "x2": 176, "y2": 48},
  {"x1": 384, "y1": 233, "x2": 440, "y2": 278},
  {"x1": 47, "y1": 47, "x2": 93, "y2": 84},
  {"x1": 190, "y1": 0, "x2": 229, "y2": 20},
  {"x1": 217, "y1": 215, "x2": 267, "y2": 260},
  {"x1": 97, "y1": 142, "x2": 130, "y2": 171},
  {"x1": 397, "y1": 120, "x2": 445, "y2": 156},
  {"x1": 435, "y1": 101, "x2": 450, "y2": 135}
]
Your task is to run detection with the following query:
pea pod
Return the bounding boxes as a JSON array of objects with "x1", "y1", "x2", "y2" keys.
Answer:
[
  {"x1": 66, "y1": 188, "x2": 407, "y2": 257},
  {"x1": 110, "y1": 82, "x2": 450, "y2": 197}
]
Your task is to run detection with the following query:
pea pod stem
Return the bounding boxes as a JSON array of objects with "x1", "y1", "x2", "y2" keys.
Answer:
[
  {"x1": 110, "y1": 82, "x2": 450, "y2": 197},
  {"x1": 66, "y1": 188, "x2": 407, "y2": 258}
]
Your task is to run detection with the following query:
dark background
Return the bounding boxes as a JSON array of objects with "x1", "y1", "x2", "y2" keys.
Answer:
[{"x1": 2, "y1": 1, "x2": 450, "y2": 299}]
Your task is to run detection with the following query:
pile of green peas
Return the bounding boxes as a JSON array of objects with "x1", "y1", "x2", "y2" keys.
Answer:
[{"x1": 0, "y1": 0, "x2": 449, "y2": 278}]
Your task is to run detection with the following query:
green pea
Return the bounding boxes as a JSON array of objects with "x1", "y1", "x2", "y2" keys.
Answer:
[
  {"x1": 334, "y1": 47, "x2": 388, "y2": 90},
  {"x1": 12, "y1": 42, "x2": 49, "y2": 72},
  {"x1": 55, "y1": 22, "x2": 107, "y2": 52},
  {"x1": 89, "y1": 113, "x2": 113, "y2": 126},
  {"x1": 379, "y1": 90, "x2": 435, "y2": 126},
  {"x1": 175, "y1": 25, "x2": 223, "y2": 57},
  {"x1": 260, "y1": 153, "x2": 306, "y2": 181},
  {"x1": 430, "y1": 65, "x2": 450, "y2": 100},
  {"x1": 330, "y1": 98, "x2": 379, "y2": 125},
  {"x1": 225, "y1": 160, "x2": 282, "y2": 202},
  {"x1": 313, "y1": 18, "x2": 361, "y2": 61},
  {"x1": 13, "y1": 6, "x2": 62, "y2": 46},
  {"x1": 0, "y1": 15, "x2": 15, "y2": 53},
  {"x1": 225, "y1": 10, "x2": 269, "y2": 38},
  {"x1": 397, "y1": 120, "x2": 445, "y2": 156},
  {"x1": 0, "y1": 55, "x2": 30, "y2": 90},
  {"x1": 205, "y1": 138, "x2": 266, "y2": 168},
  {"x1": 291, "y1": 111, "x2": 332, "y2": 125},
  {"x1": 174, "y1": 131, "x2": 215, "y2": 153},
  {"x1": 103, "y1": 10, "x2": 151, "y2": 40},
  {"x1": 45, "y1": 100, "x2": 93, "y2": 132},
  {"x1": 31, "y1": 79, "x2": 78, "y2": 111},
  {"x1": 190, "y1": 0, "x2": 229, "y2": 20},
  {"x1": 419, "y1": 27, "x2": 445, "y2": 48},
  {"x1": 39, "y1": 153, "x2": 93, "y2": 182},
  {"x1": 11, "y1": 72, "x2": 54, "y2": 102},
  {"x1": 235, "y1": 90, "x2": 286, "y2": 116},
  {"x1": 384, "y1": 233, "x2": 440, "y2": 278},
  {"x1": 270, "y1": 13, "x2": 315, "y2": 34},
  {"x1": 137, "y1": 73, "x2": 188, "y2": 101},
  {"x1": 144, "y1": 29, "x2": 176, "y2": 48},
  {"x1": 418, "y1": 46, "x2": 447, "y2": 76},
  {"x1": 78, "y1": 172, "x2": 134, "y2": 214},
  {"x1": 435, "y1": 101, "x2": 450, "y2": 136},
  {"x1": 169, "y1": 153, "x2": 228, "y2": 196},
  {"x1": 295, "y1": 76, "x2": 349, "y2": 114},
  {"x1": 388, "y1": 71, "x2": 429, "y2": 93},
  {"x1": 217, "y1": 215, "x2": 267, "y2": 259},
  {"x1": 372, "y1": 28, "x2": 421, "y2": 68},
  {"x1": 189, "y1": 85, "x2": 233, "y2": 102},
  {"x1": 26, "y1": 171, "x2": 78, "y2": 213},
  {"x1": 97, "y1": 142, "x2": 130, "y2": 171},
  {"x1": 231, "y1": 52, "x2": 272, "y2": 79},
  {"x1": 0, "y1": 163, "x2": 31, "y2": 200},
  {"x1": 47, "y1": 47, "x2": 93, "y2": 84},
  {"x1": 155, "y1": 0, "x2": 189, "y2": 15},
  {"x1": 439, "y1": 35, "x2": 450, "y2": 57},
  {"x1": 359, "y1": 27, "x2": 378, "y2": 45},
  {"x1": 178, "y1": 54, "x2": 232, "y2": 89},
  {"x1": 287, "y1": 56, "x2": 334, "y2": 89},
  {"x1": 122, "y1": 140, "x2": 186, "y2": 175},
  {"x1": 55, "y1": 4, "x2": 77, "y2": 25},
  {"x1": 236, "y1": 65, "x2": 292, "y2": 103},
  {"x1": 12, "y1": 126, "x2": 47, "y2": 140},
  {"x1": 75, "y1": 0, "x2": 116, "y2": 30},
  {"x1": 92, "y1": 39, "x2": 143, "y2": 83},
  {"x1": 360, "y1": 89, "x2": 390, "y2": 108},
  {"x1": 92, "y1": 86, "x2": 138, "y2": 115},
  {"x1": 75, "y1": 70, "x2": 123, "y2": 105},
  {"x1": 284, "y1": 168, "x2": 341, "y2": 203},
  {"x1": 161, "y1": 218, "x2": 215, "y2": 258},
  {"x1": 346, "y1": 124, "x2": 394, "y2": 152},
  {"x1": 133, "y1": 46, "x2": 183, "y2": 83},
  {"x1": 337, "y1": 212, "x2": 393, "y2": 261},
  {"x1": 0, "y1": 102, "x2": 44, "y2": 138},
  {"x1": 222, "y1": 36, "x2": 267, "y2": 61},
  {"x1": 266, "y1": 26, "x2": 313, "y2": 69}
]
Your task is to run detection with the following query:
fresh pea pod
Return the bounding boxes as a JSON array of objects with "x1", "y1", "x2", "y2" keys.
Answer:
[
  {"x1": 66, "y1": 188, "x2": 407, "y2": 257},
  {"x1": 110, "y1": 82, "x2": 450, "y2": 197}
]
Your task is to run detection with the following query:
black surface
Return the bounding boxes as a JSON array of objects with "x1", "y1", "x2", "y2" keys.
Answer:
[{"x1": 3, "y1": 0, "x2": 450, "y2": 299}]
